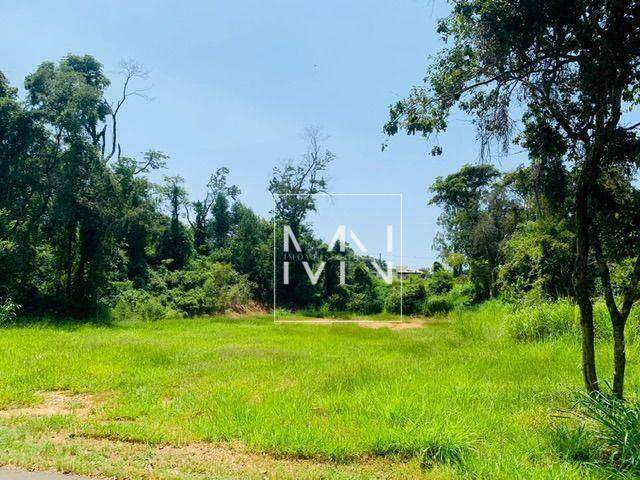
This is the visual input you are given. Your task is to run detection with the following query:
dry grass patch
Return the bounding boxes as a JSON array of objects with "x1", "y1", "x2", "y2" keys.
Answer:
[
  {"x1": 1, "y1": 429, "x2": 441, "y2": 480},
  {"x1": 0, "y1": 391, "x2": 106, "y2": 420}
]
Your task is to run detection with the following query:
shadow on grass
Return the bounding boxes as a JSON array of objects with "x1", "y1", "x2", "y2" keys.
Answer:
[{"x1": 1, "y1": 312, "x2": 116, "y2": 330}]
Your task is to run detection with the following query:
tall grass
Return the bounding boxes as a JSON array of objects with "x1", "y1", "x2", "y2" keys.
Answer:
[
  {"x1": 506, "y1": 299, "x2": 638, "y2": 342},
  {"x1": 0, "y1": 305, "x2": 634, "y2": 478},
  {"x1": 558, "y1": 393, "x2": 640, "y2": 474},
  {"x1": 506, "y1": 299, "x2": 577, "y2": 341}
]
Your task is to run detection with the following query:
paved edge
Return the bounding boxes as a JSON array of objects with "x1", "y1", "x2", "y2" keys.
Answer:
[{"x1": 0, "y1": 468, "x2": 94, "y2": 480}]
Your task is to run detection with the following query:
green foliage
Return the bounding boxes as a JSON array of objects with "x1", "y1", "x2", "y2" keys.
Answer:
[
  {"x1": 506, "y1": 300, "x2": 622, "y2": 342},
  {"x1": 548, "y1": 424, "x2": 599, "y2": 463},
  {"x1": 152, "y1": 259, "x2": 253, "y2": 316},
  {"x1": 112, "y1": 289, "x2": 177, "y2": 322},
  {"x1": 445, "y1": 252, "x2": 467, "y2": 276},
  {"x1": 383, "y1": 0, "x2": 640, "y2": 397},
  {"x1": 425, "y1": 269, "x2": 454, "y2": 296},
  {"x1": 229, "y1": 203, "x2": 272, "y2": 302},
  {"x1": 506, "y1": 300, "x2": 576, "y2": 341},
  {"x1": 384, "y1": 278, "x2": 425, "y2": 314},
  {"x1": 499, "y1": 218, "x2": 574, "y2": 300},
  {"x1": 269, "y1": 126, "x2": 333, "y2": 232},
  {"x1": 469, "y1": 259, "x2": 492, "y2": 301},
  {"x1": 422, "y1": 295, "x2": 453, "y2": 316},
  {"x1": 572, "y1": 393, "x2": 640, "y2": 474},
  {"x1": 0, "y1": 298, "x2": 19, "y2": 325},
  {"x1": 158, "y1": 176, "x2": 192, "y2": 270}
]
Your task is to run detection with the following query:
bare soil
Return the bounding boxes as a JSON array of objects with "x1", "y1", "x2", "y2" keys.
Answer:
[
  {"x1": 0, "y1": 391, "x2": 105, "y2": 419},
  {"x1": 276, "y1": 317, "x2": 447, "y2": 330}
]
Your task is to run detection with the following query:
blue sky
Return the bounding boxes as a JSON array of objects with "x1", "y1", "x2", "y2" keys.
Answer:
[{"x1": 1, "y1": 0, "x2": 524, "y2": 267}]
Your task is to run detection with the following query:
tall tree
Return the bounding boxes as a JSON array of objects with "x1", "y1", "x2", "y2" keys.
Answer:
[
  {"x1": 269, "y1": 126, "x2": 334, "y2": 232},
  {"x1": 22, "y1": 55, "x2": 148, "y2": 314},
  {"x1": 186, "y1": 167, "x2": 240, "y2": 254},
  {"x1": 269, "y1": 126, "x2": 334, "y2": 307},
  {"x1": 384, "y1": 0, "x2": 640, "y2": 397},
  {"x1": 112, "y1": 150, "x2": 166, "y2": 286},
  {"x1": 158, "y1": 176, "x2": 192, "y2": 270}
]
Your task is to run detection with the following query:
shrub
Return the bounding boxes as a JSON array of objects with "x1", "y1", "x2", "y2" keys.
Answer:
[
  {"x1": 0, "y1": 298, "x2": 19, "y2": 325},
  {"x1": 425, "y1": 269, "x2": 454, "y2": 296},
  {"x1": 326, "y1": 287, "x2": 349, "y2": 311},
  {"x1": 571, "y1": 393, "x2": 640, "y2": 474},
  {"x1": 111, "y1": 289, "x2": 177, "y2": 322},
  {"x1": 506, "y1": 299, "x2": 575, "y2": 341},
  {"x1": 384, "y1": 280, "x2": 425, "y2": 314},
  {"x1": 150, "y1": 259, "x2": 254, "y2": 316},
  {"x1": 138, "y1": 297, "x2": 169, "y2": 322},
  {"x1": 346, "y1": 291, "x2": 383, "y2": 314},
  {"x1": 498, "y1": 218, "x2": 574, "y2": 301},
  {"x1": 422, "y1": 296, "x2": 453, "y2": 316}
]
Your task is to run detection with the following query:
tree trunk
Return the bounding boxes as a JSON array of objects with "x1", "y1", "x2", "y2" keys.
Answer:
[
  {"x1": 612, "y1": 318, "x2": 626, "y2": 398},
  {"x1": 593, "y1": 233, "x2": 628, "y2": 399},
  {"x1": 574, "y1": 181, "x2": 599, "y2": 394},
  {"x1": 577, "y1": 294, "x2": 599, "y2": 393}
]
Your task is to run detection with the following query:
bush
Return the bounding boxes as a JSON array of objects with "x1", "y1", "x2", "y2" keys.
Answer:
[
  {"x1": 326, "y1": 287, "x2": 349, "y2": 311},
  {"x1": 0, "y1": 298, "x2": 19, "y2": 325},
  {"x1": 138, "y1": 297, "x2": 169, "y2": 322},
  {"x1": 425, "y1": 269, "x2": 454, "y2": 296},
  {"x1": 506, "y1": 299, "x2": 575, "y2": 341},
  {"x1": 498, "y1": 218, "x2": 574, "y2": 301},
  {"x1": 346, "y1": 291, "x2": 383, "y2": 314},
  {"x1": 384, "y1": 280, "x2": 425, "y2": 314},
  {"x1": 571, "y1": 393, "x2": 640, "y2": 474},
  {"x1": 112, "y1": 289, "x2": 178, "y2": 322},
  {"x1": 506, "y1": 299, "x2": 621, "y2": 342},
  {"x1": 146, "y1": 259, "x2": 254, "y2": 316},
  {"x1": 422, "y1": 295, "x2": 453, "y2": 316}
]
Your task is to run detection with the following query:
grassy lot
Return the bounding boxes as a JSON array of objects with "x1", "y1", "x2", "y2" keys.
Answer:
[{"x1": 0, "y1": 303, "x2": 638, "y2": 479}]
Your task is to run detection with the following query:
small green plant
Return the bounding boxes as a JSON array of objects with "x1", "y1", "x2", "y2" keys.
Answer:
[
  {"x1": 549, "y1": 423, "x2": 599, "y2": 463},
  {"x1": 574, "y1": 392, "x2": 640, "y2": 474},
  {"x1": 417, "y1": 438, "x2": 469, "y2": 469},
  {"x1": 0, "y1": 298, "x2": 19, "y2": 325}
]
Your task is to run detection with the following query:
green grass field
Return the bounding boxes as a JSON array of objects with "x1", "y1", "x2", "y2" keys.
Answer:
[{"x1": 0, "y1": 303, "x2": 637, "y2": 479}]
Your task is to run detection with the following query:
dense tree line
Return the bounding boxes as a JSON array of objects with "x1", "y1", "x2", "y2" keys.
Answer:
[
  {"x1": 0, "y1": 55, "x2": 394, "y2": 319},
  {"x1": 0, "y1": 55, "x2": 278, "y2": 317},
  {"x1": 428, "y1": 162, "x2": 576, "y2": 302}
]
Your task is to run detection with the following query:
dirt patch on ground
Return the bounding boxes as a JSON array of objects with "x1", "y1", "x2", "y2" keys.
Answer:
[
  {"x1": 276, "y1": 317, "x2": 447, "y2": 330},
  {"x1": 0, "y1": 397, "x2": 433, "y2": 478},
  {"x1": 32, "y1": 432, "x2": 429, "y2": 479},
  {"x1": 0, "y1": 391, "x2": 105, "y2": 419}
]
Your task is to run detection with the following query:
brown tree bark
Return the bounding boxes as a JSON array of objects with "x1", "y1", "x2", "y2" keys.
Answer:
[
  {"x1": 574, "y1": 176, "x2": 599, "y2": 394},
  {"x1": 612, "y1": 320, "x2": 626, "y2": 398},
  {"x1": 593, "y1": 233, "x2": 640, "y2": 399},
  {"x1": 593, "y1": 235, "x2": 625, "y2": 397}
]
